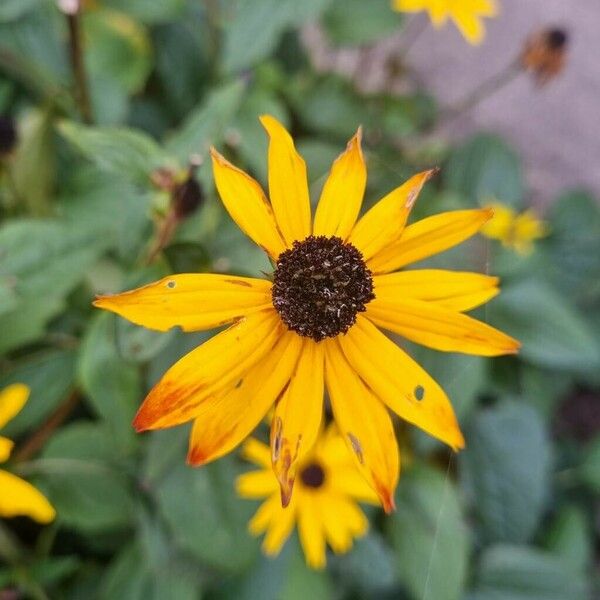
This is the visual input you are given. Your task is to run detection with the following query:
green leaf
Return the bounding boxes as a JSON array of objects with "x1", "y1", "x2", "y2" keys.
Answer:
[
  {"x1": 37, "y1": 422, "x2": 135, "y2": 532},
  {"x1": 444, "y1": 133, "x2": 523, "y2": 206},
  {"x1": 100, "y1": 0, "x2": 186, "y2": 24},
  {"x1": 163, "y1": 242, "x2": 211, "y2": 274},
  {"x1": 488, "y1": 279, "x2": 600, "y2": 373},
  {"x1": 579, "y1": 436, "x2": 600, "y2": 492},
  {"x1": 78, "y1": 313, "x2": 141, "y2": 451},
  {"x1": 83, "y1": 8, "x2": 152, "y2": 94},
  {"x1": 544, "y1": 190, "x2": 600, "y2": 307},
  {"x1": 545, "y1": 505, "x2": 592, "y2": 575},
  {"x1": 100, "y1": 543, "x2": 151, "y2": 600},
  {"x1": 0, "y1": 349, "x2": 76, "y2": 438},
  {"x1": 156, "y1": 457, "x2": 259, "y2": 573},
  {"x1": 387, "y1": 464, "x2": 469, "y2": 600},
  {"x1": 0, "y1": 0, "x2": 44, "y2": 22},
  {"x1": 166, "y1": 80, "x2": 246, "y2": 162},
  {"x1": 323, "y1": 0, "x2": 404, "y2": 46},
  {"x1": 58, "y1": 120, "x2": 172, "y2": 186},
  {"x1": 461, "y1": 401, "x2": 551, "y2": 544},
  {"x1": 468, "y1": 545, "x2": 589, "y2": 600},
  {"x1": 222, "y1": 0, "x2": 332, "y2": 73},
  {"x1": 11, "y1": 108, "x2": 55, "y2": 216}
]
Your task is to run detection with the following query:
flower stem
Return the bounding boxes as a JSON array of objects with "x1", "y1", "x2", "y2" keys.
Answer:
[{"x1": 65, "y1": 4, "x2": 93, "y2": 124}]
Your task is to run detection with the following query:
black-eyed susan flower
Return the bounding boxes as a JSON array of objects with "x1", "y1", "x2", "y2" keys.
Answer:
[
  {"x1": 94, "y1": 115, "x2": 519, "y2": 511},
  {"x1": 0, "y1": 384, "x2": 56, "y2": 523},
  {"x1": 482, "y1": 201, "x2": 548, "y2": 255},
  {"x1": 392, "y1": 0, "x2": 498, "y2": 45},
  {"x1": 237, "y1": 425, "x2": 379, "y2": 569}
]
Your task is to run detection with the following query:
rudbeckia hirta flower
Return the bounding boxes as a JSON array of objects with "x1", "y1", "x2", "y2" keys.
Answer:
[
  {"x1": 481, "y1": 201, "x2": 548, "y2": 255},
  {"x1": 237, "y1": 425, "x2": 378, "y2": 569},
  {"x1": 0, "y1": 384, "x2": 56, "y2": 523},
  {"x1": 392, "y1": 0, "x2": 498, "y2": 45},
  {"x1": 94, "y1": 115, "x2": 519, "y2": 511}
]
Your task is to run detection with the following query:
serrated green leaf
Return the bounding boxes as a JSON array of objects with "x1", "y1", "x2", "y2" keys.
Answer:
[
  {"x1": 323, "y1": 0, "x2": 404, "y2": 46},
  {"x1": 222, "y1": 0, "x2": 332, "y2": 73},
  {"x1": 166, "y1": 80, "x2": 246, "y2": 162},
  {"x1": 58, "y1": 120, "x2": 172, "y2": 185},
  {"x1": 156, "y1": 457, "x2": 259, "y2": 573},
  {"x1": 468, "y1": 545, "x2": 589, "y2": 600},
  {"x1": 0, "y1": 349, "x2": 76, "y2": 438},
  {"x1": 78, "y1": 313, "x2": 140, "y2": 451},
  {"x1": 488, "y1": 279, "x2": 600, "y2": 373},
  {"x1": 444, "y1": 133, "x2": 523, "y2": 206},
  {"x1": 387, "y1": 464, "x2": 469, "y2": 600},
  {"x1": 461, "y1": 401, "x2": 551, "y2": 544}
]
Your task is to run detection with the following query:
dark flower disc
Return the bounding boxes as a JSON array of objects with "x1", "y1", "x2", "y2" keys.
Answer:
[
  {"x1": 300, "y1": 462, "x2": 326, "y2": 488},
  {"x1": 272, "y1": 235, "x2": 375, "y2": 342}
]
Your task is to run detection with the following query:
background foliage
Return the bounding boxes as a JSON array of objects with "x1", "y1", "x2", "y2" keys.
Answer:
[{"x1": 0, "y1": 1, "x2": 599, "y2": 598}]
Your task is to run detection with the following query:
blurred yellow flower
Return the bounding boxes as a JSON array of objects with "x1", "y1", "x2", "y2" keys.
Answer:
[
  {"x1": 482, "y1": 202, "x2": 548, "y2": 254},
  {"x1": 392, "y1": 0, "x2": 498, "y2": 45},
  {"x1": 0, "y1": 384, "x2": 55, "y2": 524},
  {"x1": 95, "y1": 115, "x2": 518, "y2": 511},
  {"x1": 237, "y1": 426, "x2": 378, "y2": 569}
]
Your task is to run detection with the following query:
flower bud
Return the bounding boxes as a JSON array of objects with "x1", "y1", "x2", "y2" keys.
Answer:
[{"x1": 521, "y1": 27, "x2": 569, "y2": 86}]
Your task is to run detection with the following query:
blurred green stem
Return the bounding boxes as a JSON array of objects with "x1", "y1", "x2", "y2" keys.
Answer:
[
  {"x1": 66, "y1": 7, "x2": 93, "y2": 124},
  {"x1": 439, "y1": 58, "x2": 522, "y2": 125}
]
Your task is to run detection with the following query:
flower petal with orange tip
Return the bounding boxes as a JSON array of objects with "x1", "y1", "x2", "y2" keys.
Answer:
[
  {"x1": 367, "y1": 208, "x2": 493, "y2": 274},
  {"x1": 0, "y1": 383, "x2": 29, "y2": 429},
  {"x1": 271, "y1": 340, "x2": 324, "y2": 506},
  {"x1": 374, "y1": 269, "x2": 499, "y2": 312},
  {"x1": 349, "y1": 169, "x2": 437, "y2": 261},
  {"x1": 133, "y1": 309, "x2": 282, "y2": 431},
  {"x1": 260, "y1": 115, "x2": 311, "y2": 246},
  {"x1": 367, "y1": 297, "x2": 520, "y2": 356},
  {"x1": 313, "y1": 128, "x2": 366, "y2": 240},
  {"x1": 93, "y1": 274, "x2": 273, "y2": 333},
  {"x1": 339, "y1": 316, "x2": 465, "y2": 451},
  {"x1": 210, "y1": 147, "x2": 286, "y2": 259},
  {"x1": 0, "y1": 469, "x2": 56, "y2": 523},
  {"x1": 324, "y1": 340, "x2": 399, "y2": 513},
  {"x1": 186, "y1": 331, "x2": 302, "y2": 466}
]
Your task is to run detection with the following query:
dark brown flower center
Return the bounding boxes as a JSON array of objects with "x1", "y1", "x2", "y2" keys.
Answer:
[
  {"x1": 300, "y1": 462, "x2": 325, "y2": 488},
  {"x1": 272, "y1": 235, "x2": 374, "y2": 342}
]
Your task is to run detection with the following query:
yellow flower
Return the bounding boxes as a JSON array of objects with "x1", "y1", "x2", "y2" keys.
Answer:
[
  {"x1": 482, "y1": 202, "x2": 548, "y2": 255},
  {"x1": 392, "y1": 0, "x2": 498, "y2": 45},
  {"x1": 94, "y1": 115, "x2": 519, "y2": 511},
  {"x1": 0, "y1": 384, "x2": 55, "y2": 524},
  {"x1": 237, "y1": 426, "x2": 378, "y2": 569}
]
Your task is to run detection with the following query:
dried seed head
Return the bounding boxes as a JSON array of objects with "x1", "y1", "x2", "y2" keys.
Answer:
[
  {"x1": 521, "y1": 27, "x2": 569, "y2": 86},
  {"x1": 173, "y1": 176, "x2": 204, "y2": 220},
  {"x1": 272, "y1": 236, "x2": 375, "y2": 342}
]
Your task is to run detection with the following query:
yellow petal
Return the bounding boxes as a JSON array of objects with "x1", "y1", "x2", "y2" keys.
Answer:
[
  {"x1": 319, "y1": 494, "x2": 368, "y2": 554},
  {"x1": 297, "y1": 492, "x2": 326, "y2": 569},
  {"x1": 186, "y1": 330, "x2": 303, "y2": 465},
  {"x1": 0, "y1": 469, "x2": 55, "y2": 523},
  {"x1": 133, "y1": 309, "x2": 282, "y2": 431},
  {"x1": 248, "y1": 493, "x2": 278, "y2": 535},
  {"x1": 260, "y1": 115, "x2": 311, "y2": 246},
  {"x1": 210, "y1": 147, "x2": 286, "y2": 259},
  {"x1": 313, "y1": 128, "x2": 366, "y2": 240},
  {"x1": 94, "y1": 274, "x2": 272, "y2": 332},
  {"x1": 236, "y1": 469, "x2": 279, "y2": 499},
  {"x1": 373, "y1": 269, "x2": 500, "y2": 312},
  {"x1": 451, "y1": 8, "x2": 485, "y2": 45},
  {"x1": 241, "y1": 437, "x2": 272, "y2": 469},
  {"x1": 324, "y1": 341, "x2": 399, "y2": 513},
  {"x1": 367, "y1": 208, "x2": 493, "y2": 274},
  {"x1": 367, "y1": 297, "x2": 520, "y2": 356},
  {"x1": 271, "y1": 341, "x2": 324, "y2": 507},
  {"x1": 339, "y1": 316, "x2": 465, "y2": 450},
  {"x1": 0, "y1": 436, "x2": 14, "y2": 463},
  {"x1": 262, "y1": 495, "x2": 297, "y2": 556},
  {"x1": 0, "y1": 383, "x2": 29, "y2": 429},
  {"x1": 349, "y1": 170, "x2": 436, "y2": 261}
]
